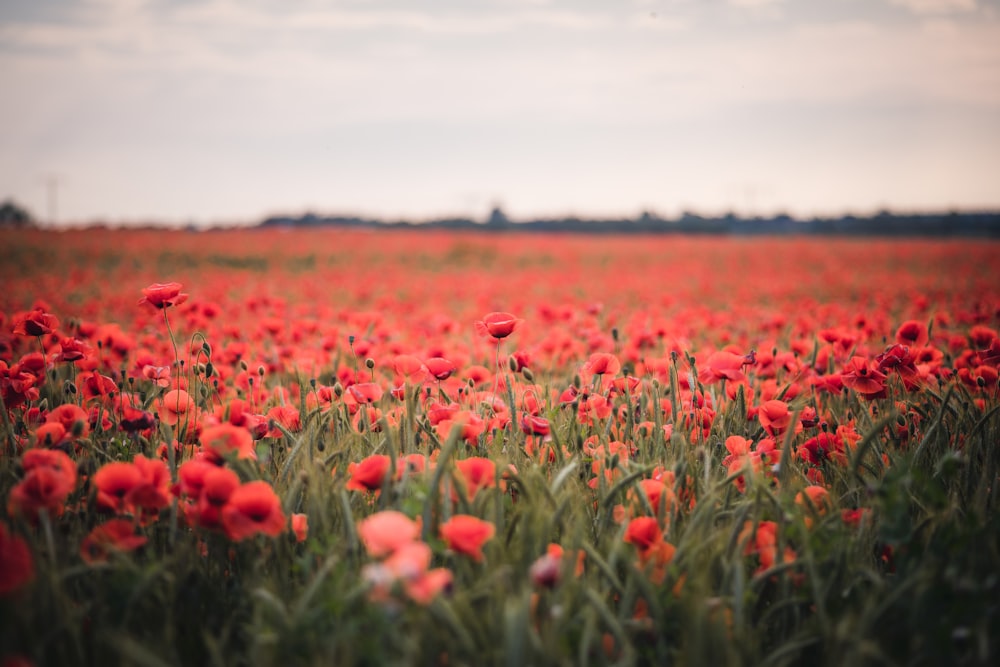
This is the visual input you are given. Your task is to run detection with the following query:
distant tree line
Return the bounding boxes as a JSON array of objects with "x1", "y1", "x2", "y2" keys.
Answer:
[
  {"x1": 259, "y1": 207, "x2": 1000, "y2": 237},
  {"x1": 0, "y1": 200, "x2": 33, "y2": 228}
]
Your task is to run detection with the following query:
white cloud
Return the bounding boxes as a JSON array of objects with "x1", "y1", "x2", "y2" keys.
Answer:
[{"x1": 888, "y1": 0, "x2": 976, "y2": 15}]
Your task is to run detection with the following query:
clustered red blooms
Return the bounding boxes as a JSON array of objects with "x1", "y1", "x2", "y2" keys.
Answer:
[
  {"x1": 357, "y1": 511, "x2": 453, "y2": 605},
  {"x1": 0, "y1": 232, "x2": 998, "y2": 609}
]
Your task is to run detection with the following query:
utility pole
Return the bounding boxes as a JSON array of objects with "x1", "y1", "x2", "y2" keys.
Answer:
[{"x1": 41, "y1": 174, "x2": 62, "y2": 226}]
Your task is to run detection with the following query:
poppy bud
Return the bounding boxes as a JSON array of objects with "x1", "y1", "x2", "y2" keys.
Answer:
[
  {"x1": 309, "y1": 378, "x2": 317, "y2": 388},
  {"x1": 896, "y1": 414, "x2": 906, "y2": 426},
  {"x1": 365, "y1": 358, "x2": 375, "y2": 370},
  {"x1": 349, "y1": 334, "x2": 356, "y2": 344},
  {"x1": 240, "y1": 360, "x2": 248, "y2": 371},
  {"x1": 333, "y1": 383, "x2": 343, "y2": 397},
  {"x1": 977, "y1": 376, "x2": 986, "y2": 387},
  {"x1": 202, "y1": 342, "x2": 212, "y2": 355},
  {"x1": 258, "y1": 365, "x2": 265, "y2": 376},
  {"x1": 205, "y1": 362, "x2": 214, "y2": 377},
  {"x1": 612, "y1": 327, "x2": 619, "y2": 342},
  {"x1": 523, "y1": 368, "x2": 535, "y2": 383}
]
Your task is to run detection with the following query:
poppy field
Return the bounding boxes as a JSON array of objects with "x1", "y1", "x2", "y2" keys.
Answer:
[{"x1": 1, "y1": 227, "x2": 999, "y2": 666}]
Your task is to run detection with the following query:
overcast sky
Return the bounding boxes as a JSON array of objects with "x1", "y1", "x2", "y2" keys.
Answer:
[{"x1": 2, "y1": 0, "x2": 999, "y2": 225}]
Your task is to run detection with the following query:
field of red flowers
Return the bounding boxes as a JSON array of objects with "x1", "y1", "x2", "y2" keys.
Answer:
[{"x1": 1, "y1": 227, "x2": 999, "y2": 666}]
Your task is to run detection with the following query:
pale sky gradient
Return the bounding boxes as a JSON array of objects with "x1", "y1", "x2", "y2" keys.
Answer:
[{"x1": 2, "y1": 0, "x2": 999, "y2": 226}]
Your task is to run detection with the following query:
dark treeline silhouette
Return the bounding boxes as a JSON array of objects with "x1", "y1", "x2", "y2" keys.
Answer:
[{"x1": 259, "y1": 207, "x2": 1000, "y2": 237}]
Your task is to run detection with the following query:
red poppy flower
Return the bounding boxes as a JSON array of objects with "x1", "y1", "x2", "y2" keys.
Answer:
[
  {"x1": 55, "y1": 337, "x2": 90, "y2": 363},
  {"x1": 120, "y1": 406, "x2": 156, "y2": 433},
  {"x1": 474, "y1": 312, "x2": 523, "y2": 340},
  {"x1": 357, "y1": 510, "x2": 421, "y2": 557},
  {"x1": 404, "y1": 567, "x2": 453, "y2": 605},
  {"x1": 12, "y1": 309, "x2": 59, "y2": 337},
  {"x1": 160, "y1": 389, "x2": 195, "y2": 426},
  {"x1": 142, "y1": 365, "x2": 172, "y2": 388},
  {"x1": 32, "y1": 422, "x2": 68, "y2": 447},
  {"x1": 291, "y1": 513, "x2": 308, "y2": 542},
  {"x1": 8, "y1": 450, "x2": 77, "y2": 521},
  {"x1": 633, "y1": 479, "x2": 675, "y2": 517},
  {"x1": 440, "y1": 515, "x2": 495, "y2": 562},
  {"x1": 7, "y1": 471, "x2": 61, "y2": 522},
  {"x1": 454, "y1": 457, "x2": 496, "y2": 500},
  {"x1": 46, "y1": 404, "x2": 89, "y2": 437},
  {"x1": 265, "y1": 405, "x2": 301, "y2": 438},
  {"x1": 797, "y1": 432, "x2": 845, "y2": 466},
  {"x1": 0, "y1": 522, "x2": 34, "y2": 594},
  {"x1": 623, "y1": 516, "x2": 662, "y2": 555},
  {"x1": 740, "y1": 520, "x2": 796, "y2": 573},
  {"x1": 93, "y1": 461, "x2": 143, "y2": 514},
  {"x1": 348, "y1": 382, "x2": 383, "y2": 404},
  {"x1": 392, "y1": 354, "x2": 427, "y2": 384},
  {"x1": 193, "y1": 465, "x2": 241, "y2": 529},
  {"x1": 876, "y1": 344, "x2": 919, "y2": 379},
  {"x1": 80, "y1": 372, "x2": 117, "y2": 402},
  {"x1": 138, "y1": 282, "x2": 188, "y2": 310},
  {"x1": 400, "y1": 453, "x2": 429, "y2": 475},
  {"x1": 436, "y1": 409, "x2": 486, "y2": 445},
  {"x1": 200, "y1": 423, "x2": 257, "y2": 461},
  {"x1": 841, "y1": 508, "x2": 871, "y2": 528},
  {"x1": 80, "y1": 519, "x2": 147, "y2": 564},
  {"x1": 221, "y1": 481, "x2": 287, "y2": 541},
  {"x1": 127, "y1": 454, "x2": 171, "y2": 514},
  {"x1": 509, "y1": 350, "x2": 531, "y2": 372},
  {"x1": 895, "y1": 320, "x2": 928, "y2": 347},
  {"x1": 346, "y1": 454, "x2": 393, "y2": 492},
  {"x1": 840, "y1": 357, "x2": 887, "y2": 396},
  {"x1": 363, "y1": 540, "x2": 446, "y2": 604},
  {"x1": 795, "y1": 485, "x2": 831, "y2": 522},
  {"x1": 583, "y1": 352, "x2": 621, "y2": 377},
  {"x1": 520, "y1": 414, "x2": 550, "y2": 436},
  {"x1": 424, "y1": 357, "x2": 456, "y2": 381},
  {"x1": 757, "y1": 399, "x2": 793, "y2": 436},
  {"x1": 698, "y1": 350, "x2": 747, "y2": 384},
  {"x1": 176, "y1": 459, "x2": 216, "y2": 499},
  {"x1": 23, "y1": 447, "x2": 77, "y2": 481},
  {"x1": 609, "y1": 375, "x2": 641, "y2": 396}
]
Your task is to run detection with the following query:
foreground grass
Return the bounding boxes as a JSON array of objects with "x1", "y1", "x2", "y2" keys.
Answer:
[{"x1": 2, "y1": 361, "x2": 997, "y2": 667}]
